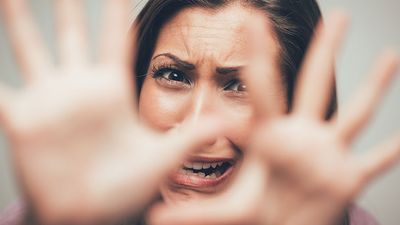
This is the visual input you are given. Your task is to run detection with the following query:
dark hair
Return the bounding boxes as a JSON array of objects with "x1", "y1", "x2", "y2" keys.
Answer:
[
  {"x1": 132, "y1": 0, "x2": 342, "y2": 224},
  {"x1": 134, "y1": 0, "x2": 337, "y2": 119}
]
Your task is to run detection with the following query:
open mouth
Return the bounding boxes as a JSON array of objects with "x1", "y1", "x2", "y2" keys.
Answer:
[
  {"x1": 180, "y1": 161, "x2": 232, "y2": 179},
  {"x1": 169, "y1": 158, "x2": 237, "y2": 189}
]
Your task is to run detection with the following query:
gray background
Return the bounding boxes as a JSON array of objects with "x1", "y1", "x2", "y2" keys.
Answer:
[{"x1": 0, "y1": 0, "x2": 399, "y2": 224}]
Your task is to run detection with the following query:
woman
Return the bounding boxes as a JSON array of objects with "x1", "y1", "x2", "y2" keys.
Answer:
[{"x1": 0, "y1": 0, "x2": 398, "y2": 225}]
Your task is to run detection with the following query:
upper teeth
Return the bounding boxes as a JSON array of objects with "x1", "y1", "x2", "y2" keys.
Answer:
[
  {"x1": 183, "y1": 162, "x2": 192, "y2": 168},
  {"x1": 183, "y1": 162, "x2": 224, "y2": 170},
  {"x1": 193, "y1": 163, "x2": 202, "y2": 170},
  {"x1": 203, "y1": 163, "x2": 211, "y2": 169}
]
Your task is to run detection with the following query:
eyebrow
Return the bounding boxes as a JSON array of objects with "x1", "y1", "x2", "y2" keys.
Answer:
[
  {"x1": 152, "y1": 53, "x2": 243, "y2": 75},
  {"x1": 216, "y1": 66, "x2": 243, "y2": 75},
  {"x1": 152, "y1": 53, "x2": 195, "y2": 70}
]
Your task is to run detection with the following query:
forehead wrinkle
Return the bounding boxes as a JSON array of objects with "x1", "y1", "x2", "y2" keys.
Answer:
[
  {"x1": 166, "y1": 25, "x2": 248, "y2": 63},
  {"x1": 171, "y1": 23, "x2": 244, "y2": 31},
  {"x1": 157, "y1": 38, "x2": 247, "y2": 74},
  {"x1": 166, "y1": 25, "x2": 245, "y2": 43},
  {"x1": 168, "y1": 18, "x2": 249, "y2": 36},
  {"x1": 154, "y1": 4, "x2": 267, "y2": 74},
  {"x1": 178, "y1": 23, "x2": 192, "y2": 62}
]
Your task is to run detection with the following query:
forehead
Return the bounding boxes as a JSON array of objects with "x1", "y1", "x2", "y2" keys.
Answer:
[{"x1": 153, "y1": 4, "x2": 275, "y2": 65}]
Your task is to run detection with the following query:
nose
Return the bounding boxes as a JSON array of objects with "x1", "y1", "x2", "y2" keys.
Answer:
[
  {"x1": 182, "y1": 84, "x2": 219, "y2": 125},
  {"x1": 173, "y1": 84, "x2": 221, "y2": 146}
]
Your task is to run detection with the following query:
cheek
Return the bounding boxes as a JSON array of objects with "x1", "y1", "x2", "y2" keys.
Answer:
[
  {"x1": 219, "y1": 102, "x2": 253, "y2": 151},
  {"x1": 138, "y1": 78, "x2": 188, "y2": 130}
]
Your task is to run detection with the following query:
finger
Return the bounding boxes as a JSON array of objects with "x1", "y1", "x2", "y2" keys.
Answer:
[
  {"x1": 293, "y1": 12, "x2": 348, "y2": 120},
  {"x1": 156, "y1": 115, "x2": 233, "y2": 171},
  {"x1": 0, "y1": 0, "x2": 52, "y2": 82},
  {"x1": 126, "y1": 24, "x2": 139, "y2": 98},
  {"x1": 99, "y1": 0, "x2": 131, "y2": 66},
  {"x1": 334, "y1": 52, "x2": 399, "y2": 144},
  {"x1": 0, "y1": 83, "x2": 14, "y2": 132},
  {"x1": 147, "y1": 155, "x2": 266, "y2": 225},
  {"x1": 243, "y1": 16, "x2": 286, "y2": 120},
  {"x1": 359, "y1": 133, "x2": 400, "y2": 183},
  {"x1": 55, "y1": 0, "x2": 89, "y2": 67},
  {"x1": 0, "y1": 83, "x2": 13, "y2": 114}
]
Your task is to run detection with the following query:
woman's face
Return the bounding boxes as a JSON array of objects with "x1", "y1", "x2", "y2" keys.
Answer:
[{"x1": 139, "y1": 3, "x2": 283, "y2": 203}]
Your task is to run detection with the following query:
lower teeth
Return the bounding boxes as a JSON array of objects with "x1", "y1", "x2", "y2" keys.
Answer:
[
  {"x1": 205, "y1": 173, "x2": 217, "y2": 179},
  {"x1": 185, "y1": 171, "x2": 221, "y2": 179}
]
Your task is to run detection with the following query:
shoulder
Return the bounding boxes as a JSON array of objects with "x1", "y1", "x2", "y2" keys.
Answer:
[
  {"x1": 0, "y1": 200, "x2": 27, "y2": 225},
  {"x1": 349, "y1": 205, "x2": 380, "y2": 225}
]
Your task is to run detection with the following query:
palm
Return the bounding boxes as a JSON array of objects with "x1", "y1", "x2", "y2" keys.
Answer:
[
  {"x1": 7, "y1": 67, "x2": 138, "y2": 220},
  {"x1": 261, "y1": 118, "x2": 349, "y2": 182},
  {"x1": 254, "y1": 118, "x2": 359, "y2": 225},
  {"x1": 7, "y1": 67, "x2": 133, "y2": 134}
]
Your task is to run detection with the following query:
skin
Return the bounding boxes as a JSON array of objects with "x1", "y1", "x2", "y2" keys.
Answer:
[{"x1": 0, "y1": 0, "x2": 399, "y2": 225}]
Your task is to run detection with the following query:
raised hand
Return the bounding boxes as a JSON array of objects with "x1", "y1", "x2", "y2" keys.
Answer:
[
  {"x1": 147, "y1": 12, "x2": 400, "y2": 225},
  {"x1": 0, "y1": 0, "x2": 225, "y2": 224}
]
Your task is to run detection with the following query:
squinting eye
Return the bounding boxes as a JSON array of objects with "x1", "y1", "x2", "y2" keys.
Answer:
[
  {"x1": 154, "y1": 69, "x2": 191, "y2": 85},
  {"x1": 224, "y1": 79, "x2": 247, "y2": 92}
]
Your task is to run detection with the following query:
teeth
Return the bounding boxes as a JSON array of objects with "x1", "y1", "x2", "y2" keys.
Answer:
[
  {"x1": 210, "y1": 173, "x2": 217, "y2": 179},
  {"x1": 205, "y1": 175, "x2": 211, "y2": 179},
  {"x1": 184, "y1": 162, "x2": 193, "y2": 168},
  {"x1": 202, "y1": 163, "x2": 211, "y2": 169},
  {"x1": 183, "y1": 161, "x2": 226, "y2": 170},
  {"x1": 215, "y1": 171, "x2": 221, "y2": 177},
  {"x1": 198, "y1": 172, "x2": 206, "y2": 177},
  {"x1": 193, "y1": 163, "x2": 203, "y2": 170}
]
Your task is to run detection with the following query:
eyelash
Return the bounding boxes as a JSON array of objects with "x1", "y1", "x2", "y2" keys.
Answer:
[
  {"x1": 151, "y1": 64, "x2": 192, "y2": 88},
  {"x1": 224, "y1": 79, "x2": 247, "y2": 93},
  {"x1": 150, "y1": 63, "x2": 247, "y2": 94}
]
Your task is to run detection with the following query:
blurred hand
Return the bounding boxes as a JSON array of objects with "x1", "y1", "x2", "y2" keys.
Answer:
[
  {"x1": 0, "y1": 0, "x2": 226, "y2": 224},
  {"x1": 147, "y1": 12, "x2": 400, "y2": 225}
]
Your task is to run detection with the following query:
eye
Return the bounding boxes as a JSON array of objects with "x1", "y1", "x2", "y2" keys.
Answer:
[
  {"x1": 152, "y1": 67, "x2": 191, "y2": 88},
  {"x1": 156, "y1": 69, "x2": 190, "y2": 83},
  {"x1": 160, "y1": 69, "x2": 189, "y2": 83},
  {"x1": 224, "y1": 79, "x2": 247, "y2": 92}
]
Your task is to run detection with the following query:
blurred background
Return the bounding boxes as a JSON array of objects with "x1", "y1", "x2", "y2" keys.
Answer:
[{"x1": 0, "y1": 0, "x2": 399, "y2": 224}]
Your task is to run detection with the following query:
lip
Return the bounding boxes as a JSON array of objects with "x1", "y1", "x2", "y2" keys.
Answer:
[{"x1": 169, "y1": 156, "x2": 238, "y2": 189}]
